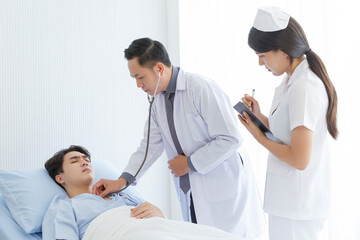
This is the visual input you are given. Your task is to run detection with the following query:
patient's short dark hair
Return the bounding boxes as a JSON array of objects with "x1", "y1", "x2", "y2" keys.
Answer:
[
  {"x1": 124, "y1": 37, "x2": 171, "y2": 68},
  {"x1": 44, "y1": 145, "x2": 91, "y2": 188}
]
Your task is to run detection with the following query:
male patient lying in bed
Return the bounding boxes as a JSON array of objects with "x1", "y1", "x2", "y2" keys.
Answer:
[
  {"x1": 42, "y1": 145, "x2": 164, "y2": 239},
  {"x1": 43, "y1": 145, "x2": 240, "y2": 240}
]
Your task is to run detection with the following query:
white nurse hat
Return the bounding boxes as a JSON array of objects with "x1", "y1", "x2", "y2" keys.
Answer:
[{"x1": 253, "y1": 7, "x2": 290, "y2": 32}]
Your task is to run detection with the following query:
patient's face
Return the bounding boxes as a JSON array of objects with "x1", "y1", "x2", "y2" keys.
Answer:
[{"x1": 56, "y1": 151, "x2": 95, "y2": 188}]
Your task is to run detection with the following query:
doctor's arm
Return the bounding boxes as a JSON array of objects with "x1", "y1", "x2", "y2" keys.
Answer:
[
  {"x1": 239, "y1": 112, "x2": 313, "y2": 170},
  {"x1": 187, "y1": 85, "x2": 243, "y2": 174},
  {"x1": 93, "y1": 109, "x2": 164, "y2": 197}
]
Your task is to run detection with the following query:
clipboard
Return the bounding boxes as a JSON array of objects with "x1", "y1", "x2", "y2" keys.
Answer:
[{"x1": 233, "y1": 101, "x2": 277, "y2": 142}]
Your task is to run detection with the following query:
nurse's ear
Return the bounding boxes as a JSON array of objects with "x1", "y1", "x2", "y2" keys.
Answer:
[{"x1": 278, "y1": 49, "x2": 289, "y2": 58}]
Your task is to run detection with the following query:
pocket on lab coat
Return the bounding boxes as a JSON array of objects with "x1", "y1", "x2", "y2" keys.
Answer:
[
  {"x1": 186, "y1": 113, "x2": 209, "y2": 141},
  {"x1": 201, "y1": 160, "x2": 240, "y2": 203}
]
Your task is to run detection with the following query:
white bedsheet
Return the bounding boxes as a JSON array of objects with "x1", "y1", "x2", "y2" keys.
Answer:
[{"x1": 83, "y1": 206, "x2": 242, "y2": 240}]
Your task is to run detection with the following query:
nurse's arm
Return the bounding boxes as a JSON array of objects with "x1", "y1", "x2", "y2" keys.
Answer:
[{"x1": 258, "y1": 125, "x2": 313, "y2": 171}]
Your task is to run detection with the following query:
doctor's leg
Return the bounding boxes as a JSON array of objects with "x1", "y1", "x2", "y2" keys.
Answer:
[{"x1": 269, "y1": 215, "x2": 325, "y2": 240}]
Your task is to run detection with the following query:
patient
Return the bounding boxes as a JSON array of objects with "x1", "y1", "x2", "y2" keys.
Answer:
[{"x1": 42, "y1": 145, "x2": 165, "y2": 240}]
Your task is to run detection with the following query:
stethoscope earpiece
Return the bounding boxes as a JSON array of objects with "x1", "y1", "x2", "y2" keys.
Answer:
[{"x1": 147, "y1": 70, "x2": 161, "y2": 104}]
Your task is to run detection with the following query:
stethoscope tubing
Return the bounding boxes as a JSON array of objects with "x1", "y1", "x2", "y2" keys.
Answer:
[{"x1": 118, "y1": 73, "x2": 160, "y2": 192}]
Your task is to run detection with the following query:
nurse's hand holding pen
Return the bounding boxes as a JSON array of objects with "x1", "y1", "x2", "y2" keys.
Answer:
[
  {"x1": 241, "y1": 92, "x2": 261, "y2": 115},
  {"x1": 238, "y1": 93, "x2": 269, "y2": 143}
]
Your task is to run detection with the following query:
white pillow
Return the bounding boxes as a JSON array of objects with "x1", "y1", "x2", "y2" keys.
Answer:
[{"x1": 0, "y1": 160, "x2": 123, "y2": 234}]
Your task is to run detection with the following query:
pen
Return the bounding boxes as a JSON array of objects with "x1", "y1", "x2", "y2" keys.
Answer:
[{"x1": 250, "y1": 89, "x2": 255, "y2": 111}]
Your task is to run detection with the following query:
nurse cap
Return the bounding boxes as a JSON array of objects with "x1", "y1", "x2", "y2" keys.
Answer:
[{"x1": 253, "y1": 7, "x2": 290, "y2": 32}]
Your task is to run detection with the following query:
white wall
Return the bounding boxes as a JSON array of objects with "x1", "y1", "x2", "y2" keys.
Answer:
[{"x1": 0, "y1": 0, "x2": 179, "y2": 218}]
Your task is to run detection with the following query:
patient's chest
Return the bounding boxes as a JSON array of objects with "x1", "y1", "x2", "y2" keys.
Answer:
[{"x1": 71, "y1": 193, "x2": 139, "y2": 238}]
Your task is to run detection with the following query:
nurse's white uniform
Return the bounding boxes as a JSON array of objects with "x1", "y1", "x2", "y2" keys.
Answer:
[
  {"x1": 266, "y1": 59, "x2": 330, "y2": 239},
  {"x1": 123, "y1": 69, "x2": 265, "y2": 239}
]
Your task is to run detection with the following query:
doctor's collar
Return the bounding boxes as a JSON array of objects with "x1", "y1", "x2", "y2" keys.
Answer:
[{"x1": 164, "y1": 66, "x2": 179, "y2": 94}]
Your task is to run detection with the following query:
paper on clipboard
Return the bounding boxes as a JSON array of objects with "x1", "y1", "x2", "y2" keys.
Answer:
[{"x1": 233, "y1": 101, "x2": 277, "y2": 142}]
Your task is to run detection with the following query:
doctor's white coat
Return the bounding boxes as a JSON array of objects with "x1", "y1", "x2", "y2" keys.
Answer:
[{"x1": 123, "y1": 69, "x2": 265, "y2": 238}]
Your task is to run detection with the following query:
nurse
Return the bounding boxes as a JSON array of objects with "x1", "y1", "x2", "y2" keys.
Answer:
[
  {"x1": 92, "y1": 37, "x2": 265, "y2": 239},
  {"x1": 238, "y1": 7, "x2": 338, "y2": 240}
]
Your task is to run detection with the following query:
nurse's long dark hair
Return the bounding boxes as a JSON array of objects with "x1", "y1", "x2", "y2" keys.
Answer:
[{"x1": 248, "y1": 17, "x2": 338, "y2": 139}]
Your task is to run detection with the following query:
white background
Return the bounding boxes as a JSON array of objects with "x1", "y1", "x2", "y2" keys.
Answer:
[{"x1": 1, "y1": 0, "x2": 359, "y2": 239}]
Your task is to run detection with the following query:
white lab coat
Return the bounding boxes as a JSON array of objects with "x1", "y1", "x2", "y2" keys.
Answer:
[
  {"x1": 265, "y1": 59, "x2": 331, "y2": 220},
  {"x1": 124, "y1": 69, "x2": 265, "y2": 238}
]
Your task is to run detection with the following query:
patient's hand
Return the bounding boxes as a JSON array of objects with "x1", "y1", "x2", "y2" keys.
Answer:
[{"x1": 131, "y1": 202, "x2": 165, "y2": 219}]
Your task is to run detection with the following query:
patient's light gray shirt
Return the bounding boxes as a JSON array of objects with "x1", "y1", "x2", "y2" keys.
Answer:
[{"x1": 42, "y1": 191, "x2": 144, "y2": 240}]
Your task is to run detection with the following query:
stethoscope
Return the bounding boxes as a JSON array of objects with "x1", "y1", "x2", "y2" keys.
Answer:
[{"x1": 118, "y1": 72, "x2": 161, "y2": 192}]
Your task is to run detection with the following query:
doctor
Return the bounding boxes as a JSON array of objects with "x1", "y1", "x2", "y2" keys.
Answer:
[
  {"x1": 239, "y1": 7, "x2": 338, "y2": 240},
  {"x1": 92, "y1": 38, "x2": 265, "y2": 239}
]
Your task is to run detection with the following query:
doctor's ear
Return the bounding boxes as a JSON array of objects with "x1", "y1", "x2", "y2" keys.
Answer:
[{"x1": 154, "y1": 62, "x2": 164, "y2": 75}]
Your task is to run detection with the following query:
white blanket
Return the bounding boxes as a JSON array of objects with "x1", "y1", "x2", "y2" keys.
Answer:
[{"x1": 83, "y1": 206, "x2": 242, "y2": 240}]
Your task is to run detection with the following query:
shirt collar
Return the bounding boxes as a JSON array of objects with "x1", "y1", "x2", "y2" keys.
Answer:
[
  {"x1": 165, "y1": 66, "x2": 180, "y2": 94},
  {"x1": 286, "y1": 58, "x2": 309, "y2": 88}
]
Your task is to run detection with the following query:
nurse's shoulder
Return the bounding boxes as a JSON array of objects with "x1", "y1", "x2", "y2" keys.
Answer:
[{"x1": 291, "y1": 64, "x2": 328, "y2": 106}]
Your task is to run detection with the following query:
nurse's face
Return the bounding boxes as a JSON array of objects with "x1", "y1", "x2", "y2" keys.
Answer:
[
  {"x1": 56, "y1": 151, "x2": 94, "y2": 188},
  {"x1": 256, "y1": 50, "x2": 291, "y2": 76},
  {"x1": 128, "y1": 57, "x2": 163, "y2": 96}
]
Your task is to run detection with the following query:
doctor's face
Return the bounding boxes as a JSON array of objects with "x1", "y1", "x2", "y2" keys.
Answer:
[
  {"x1": 128, "y1": 58, "x2": 162, "y2": 96},
  {"x1": 256, "y1": 50, "x2": 290, "y2": 76},
  {"x1": 56, "y1": 151, "x2": 94, "y2": 188}
]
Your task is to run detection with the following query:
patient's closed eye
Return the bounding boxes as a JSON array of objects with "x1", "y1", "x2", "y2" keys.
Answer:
[{"x1": 69, "y1": 155, "x2": 90, "y2": 163}]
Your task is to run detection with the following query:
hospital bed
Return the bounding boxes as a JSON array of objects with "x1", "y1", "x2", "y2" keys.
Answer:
[
  {"x1": 0, "y1": 160, "x2": 126, "y2": 239},
  {"x1": 0, "y1": 160, "x2": 240, "y2": 240}
]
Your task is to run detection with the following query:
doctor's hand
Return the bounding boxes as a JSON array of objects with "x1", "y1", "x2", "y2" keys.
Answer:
[
  {"x1": 131, "y1": 202, "x2": 165, "y2": 219},
  {"x1": 168, "y1": 155, "x2": 190, "y2": 177},
  {"x1": 241, "y1": 94, "x2": 261, "y2": 116},
  {"x1": 92, "y1": 178, "x2": 127, "y2": 198},
  {"x1": 238, "y1": 112, "x2": 266, "y2": 143}
]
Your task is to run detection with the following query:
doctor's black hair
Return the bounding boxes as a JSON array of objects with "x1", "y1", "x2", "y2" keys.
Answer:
[
  {"x1": 248, "y1": 17, "x2": 338, "y2": 139},
  {"x1": 124, "y1": 37, "x2": 171, "y2": 68},
  {"x1": 44, "y1": 145, "x2": 91, "y2": 189}
]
